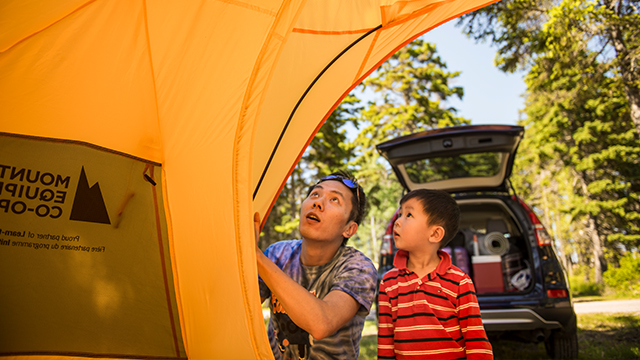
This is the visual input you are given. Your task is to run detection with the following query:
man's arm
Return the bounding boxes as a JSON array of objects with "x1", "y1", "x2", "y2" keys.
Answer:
[
  {"x1": 254, "y1": 213, "x2": 360, "y2": 340},
  {"x1": 377, "y1": 279, "x2": 396, "y2": 359}
]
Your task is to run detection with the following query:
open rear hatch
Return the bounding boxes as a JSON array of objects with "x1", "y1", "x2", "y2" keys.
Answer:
[
  {"x1": 377, "y1": 125, "x2": 534, "y2": 296},
  {"x1": 376, "y1": 125, "x2": 524, "y2": 193}
]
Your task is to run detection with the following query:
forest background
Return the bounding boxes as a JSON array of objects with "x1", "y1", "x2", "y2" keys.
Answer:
[{"x1": 257, "y1": 0, "x2": 640, "y2": 295}]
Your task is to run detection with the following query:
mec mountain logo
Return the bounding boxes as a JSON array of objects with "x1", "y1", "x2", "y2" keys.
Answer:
[{"x1": 70, "y1": 167, "x2": 111, "y2": 225}]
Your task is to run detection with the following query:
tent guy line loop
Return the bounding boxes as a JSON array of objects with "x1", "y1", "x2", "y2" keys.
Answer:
[
  {"x1": 252, "y1": 24, "x2": 383, "y2": 201},
  {"x1": 143, "y1": 163, "x2": 157, "y2": 186},
  {"x1": 144, "y1": 174, "x2": 157, "y2": 186}
]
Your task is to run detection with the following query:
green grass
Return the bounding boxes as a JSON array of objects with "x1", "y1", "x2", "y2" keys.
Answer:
[
  {"x1": 576, "y1": 313, "x2": 640, "y2": 360},
  {"x1": 573, "y1": 294, "x2": 632, "y2": 302},
  {"x1": 358, "y1": 319, "x2": 377, "y2": 360},
  {"x1": 361, "y1": 318, "x2": 377, "y2": 336},
  {"x1": 358, "y1": 333, "x2": 377, "y2": 360},
  {"x1": 569, "y1": 275, "x2": 604, "y2": 297},
  {"x1": 262, "y1": 315, "x2": 380, "y2": 359},
  {"x1": 356, "y1": 313, "x2": 640, "y2": 360},
  {"x1": 572, "y1": 289, "x2": 638, "y2": 302}
]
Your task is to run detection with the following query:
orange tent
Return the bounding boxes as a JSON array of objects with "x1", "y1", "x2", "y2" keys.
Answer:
[{"x1": 0, "y1": 1, "x2": 497, "y2": 359}]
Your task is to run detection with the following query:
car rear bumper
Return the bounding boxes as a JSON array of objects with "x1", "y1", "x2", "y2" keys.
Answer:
[{"x1": 481, "y1": 308, "x2": 564, "y2": 332}]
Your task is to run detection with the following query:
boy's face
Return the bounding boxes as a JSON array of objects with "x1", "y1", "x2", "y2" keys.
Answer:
[
  {"x1": 299, "y1": 180, "x2": 357, "y2": 244},
  {"x1": 393, "y1": 198, "x2": 441, "y2": 252}
]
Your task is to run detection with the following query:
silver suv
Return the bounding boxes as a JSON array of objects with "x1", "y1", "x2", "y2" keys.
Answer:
[{"x1": 376, "y1": 125, "x2": 578, "y2": 359}]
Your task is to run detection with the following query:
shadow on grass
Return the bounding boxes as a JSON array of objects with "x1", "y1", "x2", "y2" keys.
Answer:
[
  {"x1": 492, "y1": 340, "x2": 548, "y2": 360},
  {"x1": 490, "y1": 314, "x2": 640, "y2": 360},
  {"x1": 577, "y1": 314, "x2": 640, "y2": 359},
  {"x1": 357, "y1": 314, "x2": 640, "y2": 360}
]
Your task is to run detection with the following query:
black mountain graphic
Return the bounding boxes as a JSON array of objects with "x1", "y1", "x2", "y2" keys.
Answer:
[{"x1": 69, "y1": 166, "x2": 111, "y2": 224}]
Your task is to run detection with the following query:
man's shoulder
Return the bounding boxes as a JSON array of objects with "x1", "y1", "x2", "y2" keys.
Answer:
[
  {"x1": 266, "y1": 239, "x2": 302, "y2": 250},
  {"x1": 264, "y1": 239, "x2": 302, "y2": 260},
  {"x1": 340, "y1": 246, "x2": 376, "y2": 271},
  {"x1": 342, "y1": 245, "x2": 373, "y2": 261}
]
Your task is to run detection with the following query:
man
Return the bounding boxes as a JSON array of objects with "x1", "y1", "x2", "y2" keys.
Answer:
[{"x1": 255, "y1": 170, "x2": 377, "y2": 359}]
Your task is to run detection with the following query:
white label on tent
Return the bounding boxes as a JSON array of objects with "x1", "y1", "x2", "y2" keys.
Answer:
[{"x1": 0, "y1": 134, "x2": 185, "y2": 359}]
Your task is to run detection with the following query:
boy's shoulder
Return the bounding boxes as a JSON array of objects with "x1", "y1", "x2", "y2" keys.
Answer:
[
  {"x1": 439, "y1": 263, "x2": 476, "y2": 291},
  {"x1": 445, "y1": 263, "x2": 471, "y2": 280},
  {"x1": 381, "y1": 267, "x2": 404, "y2": 283}
]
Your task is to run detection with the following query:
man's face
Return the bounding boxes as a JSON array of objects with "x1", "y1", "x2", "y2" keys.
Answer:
[{"x1": 299, "y1": 180, "x2": 356, "y2": 243}]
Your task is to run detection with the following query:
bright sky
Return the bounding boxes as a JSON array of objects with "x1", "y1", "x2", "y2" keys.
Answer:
[
  {"x1": 421, "y1": 20, "x2": 526, "y2": 126},
  {"x1": 343, "y1": 20, "x2": 527, "y2": 140}
]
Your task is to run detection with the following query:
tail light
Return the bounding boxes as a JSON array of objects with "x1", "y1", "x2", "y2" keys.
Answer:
[
  {"x1": 547, "y1": 289, "x2": 568, "y2": 298},
  {"x1": 380, "y1": 234, "x2": 393, "y2": 255},
  {"x1": 533, "y1": 224, "x2": 553, "y2": 246},
  {"x1": 514, "y1": 196, "x2": 553, "y2": 246},
  {"x1": 380, "y1": 210, "x2": 399, "y2": 256}
]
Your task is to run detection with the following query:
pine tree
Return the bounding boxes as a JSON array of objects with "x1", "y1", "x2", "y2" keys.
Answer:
[{"x1": 505, "y1": 0, "x2": 640, "y2": 282}]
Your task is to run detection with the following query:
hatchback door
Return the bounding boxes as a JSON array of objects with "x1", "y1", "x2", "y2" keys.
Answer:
[{"x1": 376, "y1": 125, "x2": 524, "y2": 193}]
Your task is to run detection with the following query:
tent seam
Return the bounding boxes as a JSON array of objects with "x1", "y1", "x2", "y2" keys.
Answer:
[
  {"x1": 291, "y1": 27, "x2": 375, "y2": 35},
  {"x1": 0, "y1": 0, "x2": 99, "y2": 53},
  {"x1": 213, "y1": 0, "x2": 277, "y2": 16},
  {"x1": 252, "y1": 24, "x2": 382, "y2": 200},
  {"x1": 233, "y1": 1, "x2": 305, "y2": 358},
  {"x1": 148, "y1": 165, "x2": 182, "y2": 358},
  {"x1": 368, "y1": 0, "x2": 503, "y2": 78},
  {"x1": 256, "y1": 0, "x2": 502, "y2": 215},
  {"x1": 141, "y1": 0, "x2": 185, "y2": 358},
  {"x1": 354, "y1": 30, "x2": 381, "y2": 83}
]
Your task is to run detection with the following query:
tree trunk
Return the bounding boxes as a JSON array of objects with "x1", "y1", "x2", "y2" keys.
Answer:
[
  {"x1": 541, "y1": 169, "x2": 571, "y2": 272},
  {"x1": 291, "y1": 168, "x2": 300, "y2": 219},
  {"x1": 554, "y1": 205, "x2": 570, "y2": 272},
  {"x1": 576, "y1": 170, "x2": 607, "y2": 284},
  {"x1": 584, "y1": 261, "x2": 590, "y2": 283},
  {"x1": 565, "y1": 254, "x2": 572, "y2": 277},
  {"x1": 290, "y1": 168, "x2": 301, "y2": 239},
  {"x1": 540, "y1": 169, "x2": 553, "y2": 229},
  {"x1": 587, "y1": 215, "x2": 605, "y2": 284},
  {"x1": 604, "y1": 0, "x2": 640, "y2": 137},
  {"x1": 370, "y1": 214, "x2": 378, "y2": 264},
  {"x1": 261, "y1": 216, "x2": 274, "y2": 250}
]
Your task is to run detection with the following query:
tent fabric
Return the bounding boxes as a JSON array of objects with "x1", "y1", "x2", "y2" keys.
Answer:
[{"x1": 0, "y1": 0, "x2": 498, "y2": 359}]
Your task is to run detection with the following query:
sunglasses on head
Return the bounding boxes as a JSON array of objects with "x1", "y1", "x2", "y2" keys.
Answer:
[{"x1": 317, "y1": 175, "x2": 360, "y2": 204}]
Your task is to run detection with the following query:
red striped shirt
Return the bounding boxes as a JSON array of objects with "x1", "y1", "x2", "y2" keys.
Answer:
[{"x1": 378, "y1": 250, "x2": 493, "y2": 359}]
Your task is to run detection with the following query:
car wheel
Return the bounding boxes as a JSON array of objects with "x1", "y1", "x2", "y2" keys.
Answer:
[{"x1": 544, "y1": 330, "x2": 578, "y2": 359}]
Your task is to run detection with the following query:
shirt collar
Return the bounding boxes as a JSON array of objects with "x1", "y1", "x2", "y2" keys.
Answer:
[{"x1": 393, "y1": 249, "x2": 451, "y2": 277}]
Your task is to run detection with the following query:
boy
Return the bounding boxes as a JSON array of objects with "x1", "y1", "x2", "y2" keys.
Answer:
[
  {"x1": 377, "y1": 189, "x2": 493, "y2": 359},
  {"x1": 255, "y1": 170, "x2": 377, "y2": 360}
]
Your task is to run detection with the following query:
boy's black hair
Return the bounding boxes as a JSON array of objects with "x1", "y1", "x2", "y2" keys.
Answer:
[
  {"x1": 307, "y1": 169, "x2": 366, "y2": 245},
  {"x1": 399, "y1": 189, "x2": 460, "y2": 248}
]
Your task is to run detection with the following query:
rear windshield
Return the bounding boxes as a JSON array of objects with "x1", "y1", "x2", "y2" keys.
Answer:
[{"x1": 404, "y1": 152, "x2": 505, "y2": 183}]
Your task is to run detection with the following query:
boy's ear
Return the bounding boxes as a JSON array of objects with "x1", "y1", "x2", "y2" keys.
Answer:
[
  {"x1": 342, "y1": 221, "x2": 358, "y2": 239},
  {"x1": 428, "y1": 225, "x2": 445, "y2": 244}
]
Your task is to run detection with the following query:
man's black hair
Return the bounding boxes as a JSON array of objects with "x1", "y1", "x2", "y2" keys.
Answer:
[
  {"x1": 399, "y1": 189, "x2": 460, "y2": 248},
  {"x1": 307, "y1": 169, "x2": 366, "y2": 245}
]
